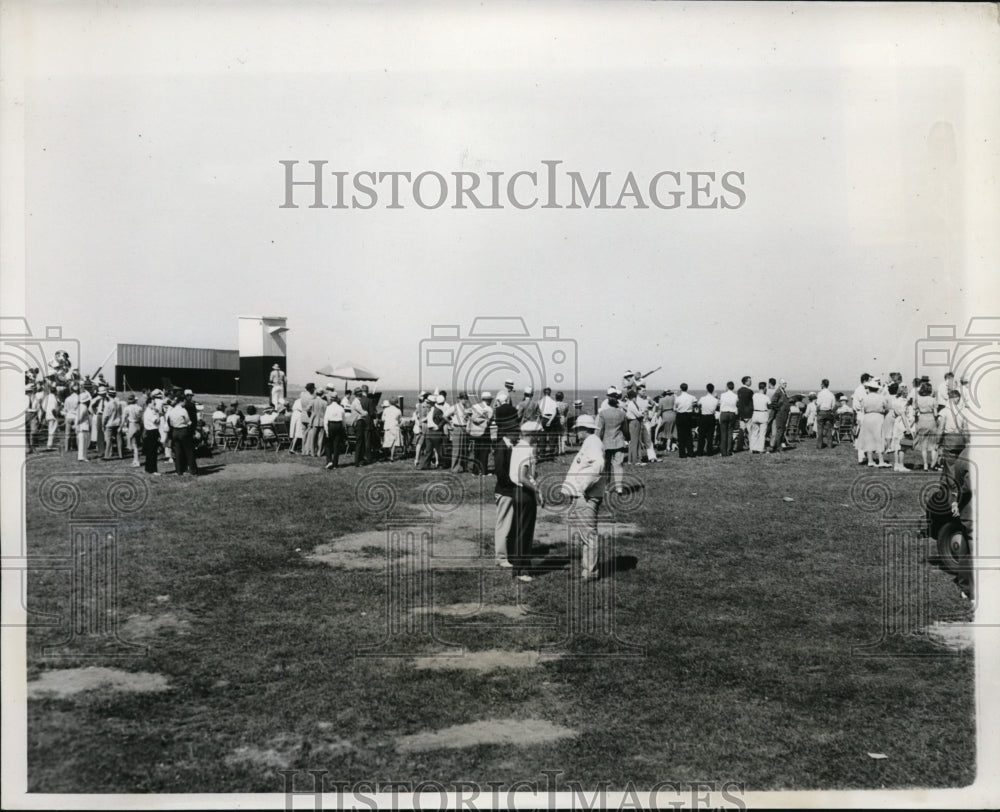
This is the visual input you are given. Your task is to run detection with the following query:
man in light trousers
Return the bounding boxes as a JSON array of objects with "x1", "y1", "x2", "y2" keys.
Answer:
[{"x1": 561, "y1": 414, "x2": 605, "y2": 580}]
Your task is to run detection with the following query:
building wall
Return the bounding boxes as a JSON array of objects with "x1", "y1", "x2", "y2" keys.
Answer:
[
  {"x1": 115, "y1": 365, "x2": 240, "y2": 395},
  {"x1": 239, "y1": 355, "x2": 286, "y2": 397}
]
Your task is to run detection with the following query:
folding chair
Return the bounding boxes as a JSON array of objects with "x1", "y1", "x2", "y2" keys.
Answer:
[
  {"x1": 243, "y1": 423, "x2": 262, "y2": 450},
  {"x1": 835, "y1": 411, "x2": 856, "y2": 442},
  {"x1": 271, "y1": 421, "x2": 292, "y2": 452}
]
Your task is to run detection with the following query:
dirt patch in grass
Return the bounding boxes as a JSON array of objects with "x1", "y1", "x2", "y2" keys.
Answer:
[
  {"x1": 395, "y1": 718, "x2": 577, "y2": 752},
  {"x1": 119, "y1": 612, "x2": 192, "y2": 640},
  {"x1": 226, "y1": 733, "x2": 354, "y2": 769},
  {"x1": 208, "y1": 462, "x2": 319, "y2": 481},
  {"x1": 28, "y1": 667, "x2": 170, "y2": 699},
  {"x1": 413, "y1": 603, "x2": 529, "y2": 619},
  {"x1": 412, "y1": 649, "x2": 559, "y2": 672},
  {"x1": 924, "y1": 621, "x2": 973, "y2": 652},
  {"x1": 307, "y1": 504, "x2": 640, "y2": 571}
]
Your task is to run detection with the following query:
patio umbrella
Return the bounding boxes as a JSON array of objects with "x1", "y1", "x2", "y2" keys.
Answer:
[{"x1": 315, "y1": 362, "x2": 379, "y2": 392}]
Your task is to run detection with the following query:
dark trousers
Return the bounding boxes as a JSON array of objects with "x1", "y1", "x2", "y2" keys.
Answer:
[
  {"x1": 418, "y1": 431, "x2": 444, "y2": 469},
  {"x1": 817, "y1": 410, "x2": 837, "y2": 448},
  {"x1": 142, "y1": 429, "x2": 159, "y2": 473},
  {"x1": 354, "y1": 418, "x2": 370, "y2": 465},
  {"x1": 719, "y1": 412, "x2": 737, "y2": 456},
  {"x1": 697, "y1": 414, "x2": 717, "y2": 456},
  {"x1": 472, "y1": 434, "x2": 491, "y2": 474},
  {"x1": 676, "y1": 413, "x2": 695, "y2": 458},
  {"x1": 326, "y1": 421, "x2": 346, "y2": 466},
  {"x1": 770, "y1": 411, "x2": 789, "y2": 451},
  {"x1": 509, "y1": 486, "x2": 537, "y2": 575},
  {"x1": 172, "y1": 427, "x2": 197, "y2": 475}
]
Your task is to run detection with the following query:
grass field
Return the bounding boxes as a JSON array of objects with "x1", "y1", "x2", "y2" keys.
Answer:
[{"x1": 23, "y1": 439, "x2": 975, "y2": 793}]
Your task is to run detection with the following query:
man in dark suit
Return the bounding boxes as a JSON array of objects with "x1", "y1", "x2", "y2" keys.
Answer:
[
  {"x1": 736, "y1": 376, "x2": 754, "y2": 452},
  {"x1": 768, "y1": 379, "x2": 791, "y2": 453}
]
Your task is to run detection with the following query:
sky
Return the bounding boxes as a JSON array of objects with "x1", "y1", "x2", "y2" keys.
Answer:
[{"x1": 6, "y1": 2, "x2": 999, "y2": 395}]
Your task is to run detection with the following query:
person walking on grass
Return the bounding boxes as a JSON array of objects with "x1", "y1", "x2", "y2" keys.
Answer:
[
  {"x1": 561, "y1": 414, "x2": 605, "y2": 581},
  {"x1": 596, "y1": 387, "x2": 627, "y2": 494},
  {"x1": 509, "y1": 421, "x2": 544, "y2": 582}
]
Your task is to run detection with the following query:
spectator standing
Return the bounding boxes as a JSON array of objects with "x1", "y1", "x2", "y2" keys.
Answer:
[
  {"x1": 509, "y1": 421, "x2": 544, "y2": 582},
  {"x1": 468, "y1": 392, "x2": 494, "y2": 476},
  {"x1": 269, "y1": 364, "x2": 286, "y2": 407},
  {"x1": 718, "y1": 382, "x2": 739, "y2": 457},
  {"x1": 142, "y1": 390, "x2": 163, "y2": 474},
  {"x1": 75, "y1": 392, "x2": 92, "y2": 462},
  {"x1": 167, "y1": 396, "x2": 196, "y2": 475},
  {"x1": 913, "y1": 380, "x2": 939, "y2": 470},
  {"x1": 815, "y1": 380, "x2": 838, "y2": 449},
  {"x1": 324, "y1": 392, "x2": 347, "y2": 469},
  {"x1": 658, "y1": 390, "x2": 677, "y2": 453},
  {"x1": 697, "y1": 384, "x2": 720, "y2": 457},
  {"x1": 493, "y1": 421, "x2": 518, "y2": 568},
  {"x1": 596, "y1": 387, "x2": 627, "y2": 493},
  {"x1": 673, "y1": 384, "x2": 697, "y2": 459},
  {"x1": 768, "y1": 379, "x2": 791, "y2": 453},
  {"x1": 749, "y1": 383, "x2": 770, "y2": 453},
  {"x1": 102, "y1": 390, "x2": 123, "y2": 459},
  {"x1": 449, "y1": 392, "x2": 469, "y2": 471},
  {"x1": 560, "y1": 414, "x2": 605, "y2": 581},
  {"x1": 735, "y1": 376, "x2": 754, "y2": 452}
]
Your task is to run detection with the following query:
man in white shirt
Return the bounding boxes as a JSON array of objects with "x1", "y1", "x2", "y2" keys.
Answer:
[
  {"x1": 538, "y1": 387, "x2": 559, "y2": 461},
  {"x1": 697, "y1": 384, "x2": 720, "y2": 457},
  {"x1": 324, "y1": 392, "x2": 347, "y2": 469},
  {"x1": 938, "y1": 388, "x2": 969, "y2": 462},
  {"x1": 560, "y1": 414, "x2": 605, "y2": 581},
  {"x1": 636, "y1": 386, "x2": 657, "y2": 462},
  {"x1": 673, "y1": 383, "x2": 698, "y2": 459},
  {"x1": 468, "y1": 392, "x2": 494, "y2": 475},
  {"x1": 43, "y1": 386, "x2": 60, "y2": 450},
  {"x1": 102, "y1": 390, "x2": 123, "y2": 460},
  {"x1": 718, "y1": 381, "x2": 739, "y2": 457},
  {"x1": 815, "y1": 379, "x2": 838, "y2": 449},
  {"x1": 749, "y1": 382, "x2": 770, "y2": 453},
  {"x1": 63, "y1": 385, "x2": 80, "y2": 454}
]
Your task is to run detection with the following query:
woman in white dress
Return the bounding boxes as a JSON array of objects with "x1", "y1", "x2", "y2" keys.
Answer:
[
  {"x1": 289, "y1": 396, "x2": 304, "y2": 453},
  {"x1": 857, "y1": 379, "x2": 889, "y2": 467},
  {"x1": 381, "y1": 398, "x2": 402, "y2": 461}
]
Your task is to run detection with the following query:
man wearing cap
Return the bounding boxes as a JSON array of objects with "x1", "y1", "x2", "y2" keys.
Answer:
[
  {"x1": 596, "y1": 387, "x2": 628, "y2": 493},
  {"x1": 504, "y1": 379, "x2": 516, "y2": 399},
  {"x1": 269, "y1": 364, "x2": 286, "y2": 408},
  {"x1": 673, "y1": 383, "x2": 697, "y2": 459},
  {"x1": 561, "y1": 414, "x2": 605, "y2": 580},
  {"x1": 102, "y1": 389, "x2": 123, "y2": 460}
]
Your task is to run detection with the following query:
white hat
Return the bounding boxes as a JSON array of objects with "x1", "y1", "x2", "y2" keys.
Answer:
[
  {"x1": 607, "y1": 386, "x2": 620, "y2": 396},
  {"x1": 272, "y1": 364, "x2": 281, "y2": 370},
  {"x1": 524, "y1": 386, "x2": 533, "y2": 394},
  {"x1": 382, "y1": 400, "x2": 390, "y2": 407},
  {"x1": 521, "y1": 420, "x2": 543, "y2": 433},
  {"x1": 151, "y1": 389, "x2": 163, "y2": 398},
  {"x1": 624, "y1": 370, "x2": 634, "y2": 377},
  {"x1": 481, "y1": 391, "x2": 492, "y2": 399},
  {"x1": 184, "y1": 389, "x2": 193, "y2": 396},
  {"x1": 435, "y1": 394, "x2": 445, "y2": 404},
  {"x1": 493, "y1": 390, "x2": 508, "y2": 404},
  {"x1": 575, "y1": 414, "x2": 597, "y2": 431}
]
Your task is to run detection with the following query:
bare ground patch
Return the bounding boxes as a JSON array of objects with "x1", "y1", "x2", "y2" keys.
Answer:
[
  {"x1": 307, "y1": 503, "x2": 640, "y2": 571},
  {"x1": 412, "y1": 602, "x2": 529, "y2": 619},
  {"x1": 28, "y1": 667, "x2": 170, "y2": 699},
  {"x1": 396, "y1": 718, "x2": 577, "y2": 753},
  {"x1": 412, "y1": 649, "x2": 560, "y2": 672},
  {"x1": 207, "y1": 462, "x2": 319, "y2": 481},
  {"x1": 226, "y1": 733, "x2": 355, "y2": 769}
]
